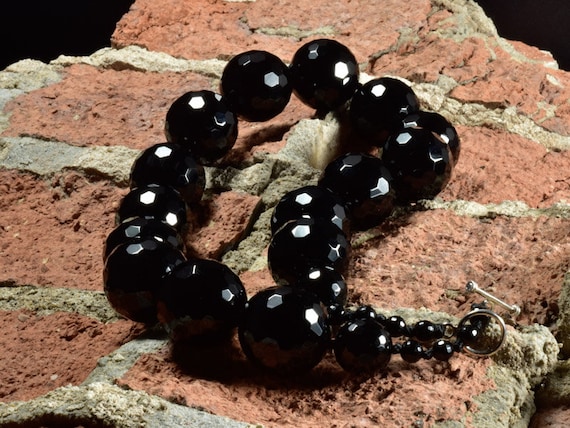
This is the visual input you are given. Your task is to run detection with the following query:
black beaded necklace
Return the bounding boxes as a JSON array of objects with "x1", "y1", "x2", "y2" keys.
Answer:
[{"x1": 103, "y1": 38, "x2": 511, "y2": 374}]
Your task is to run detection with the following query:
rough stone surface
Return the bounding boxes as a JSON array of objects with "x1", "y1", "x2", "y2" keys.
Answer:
[{"x1": 1, "y1": 0, "x2": 569, "y2": 426}]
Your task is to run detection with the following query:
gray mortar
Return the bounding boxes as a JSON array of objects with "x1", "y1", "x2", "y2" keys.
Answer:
[
  {"x1": 0, "y1": 382, "x2": 255, "y2": 428},
  {"x1": 0, "y1": 285, "x2": 120, "y2": 323}
]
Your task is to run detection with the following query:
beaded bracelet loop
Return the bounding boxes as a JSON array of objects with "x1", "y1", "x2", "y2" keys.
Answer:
[{"x1": 102, "y1": 38, "x2": 513, "y2": 375}]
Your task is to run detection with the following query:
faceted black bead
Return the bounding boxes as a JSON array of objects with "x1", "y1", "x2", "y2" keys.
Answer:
[
  {"x1": 270, "y1": 185, "x2": 349, "y2": 235},
  {"x1": 292, "y1": 265, "x2": 348, "y2": 308},
  {"x1": 431, "y1": 339, "x2": 455, "y2": 361},
  {"x1": 103, "y1": 237, "x2": 186, "y2": 324},
  {"x1": 349, "y1": 77, "x2": 420, "y2": 144},
  {"x1": 238, "y1": 286, "x2": 331, "y2": 372},
  {"x1": 384, "y1": 315, "x2": 408, "y2": 337},
  {"x1": 156, "y1": 258, "x2": 247, "y2": 341},
  {"x1": 318, "y1": 153, "x2": 396, "y2": 229},
  {"x1": 381, "y1": 127, "x2": 453, "y2": 203},
  {"x1": 402, "y1": 111, "x2": 460, "y2": 163},
  {"x1": 267, "y1": 217, "x2": 350, "y2": 285},
  {"x1": 103, "y1": 217, "x2": 184, "y2": 261},
  {"x1": 334, "y1": 318, "x2": 392, "y2": 372},
  {"x1": 165, "y1": 90, "x2": 238, "y2": 164},
  {"x1": 116, "y1": 184, "x2": 187, "y2": 232},
  {"x1": 221, "y1": 50, "x2": 292, "y2": 122},
  {"x1": 289, "y1": 39, "x2": 359, "y2": 112},
  {"x1": 400, "y1": 339, "x2": 424, "y2": 363},
  {"x1": 130, "y1": 142, "x2": 205, "y2": 205},
  {"x1": 411, "y1": 320, "x2": 445, "y2": 342}
]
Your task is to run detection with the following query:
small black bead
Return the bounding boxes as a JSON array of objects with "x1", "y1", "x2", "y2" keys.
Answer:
[
  {"x1": 221, "y1": 50, "x2": 292, "y2": 122},
  {"x1": 267, "y1": 217, "x2": 350, "y2": 285},
  {"x1": 457, "y1": 324, "x2": 482, "y2": 348},
  {"x1": 103, "y1": 237, "x2": 186, "y2": 324},
  {"x1": 238, "y1": 286, "x2": 330, "y2": 372},
  {"x1": 334, "y1": 318, "x2": 392, "y2": 372},
  {"x1": 318, "y1": 153, "x2": 395, "y2": 229},
  {"x1": 103, "y1": 217, "x2": 184, "y2": 262},
  {"x1": 289, "y1": 39, "x2": 359, "y2": 112},
  {"x1": 402, "y1": 111, "x2": 460, "y2": 164},
  {"x1": 270, "y1": 185, "x2": 349, "y2": 236},
  {"x1": 400, "y1": 339, "x2": 424, "y2": 363},
  {"x1": 352, "y1": 305, "x2": 379, "y2": 321},
  {"x1": 381, "y1": 127, "x2": 453, "y2": 203},
  {"x1": 293, "y1": 265, "x2": 348, "y2": 308},
  {"x1": 156, "y1": 258, "x2": 247, "y2": 341},
  {"x1": 116, "y1": 184, "x2": 187, "y2": 232},
  {"x1": 165, "y1": 90, "x2": 238, "y2": 164},
  {"x1": 384, "y1": 315, "x2": 408, "y2": 337},
  {"x1": 349, "y1": 77, "x2": 420, "y2": 144},
  {"x1": 130, "y1": 142, "x2": 205, "y2": 205},
  {"x1": 411, "y1": 320, "x2": 445, "y2": 342},
  {"x1": 431, "y1": 339, "x2": 455, "y2": 361}
]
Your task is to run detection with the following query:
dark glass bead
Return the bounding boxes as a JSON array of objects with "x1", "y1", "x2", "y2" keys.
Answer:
[
  {"x1": 400, "y1": 339, "x2": 424, "y2": 363},
  {"x1": 103, "y1": 217, "x2": 184, "y2": 261},
  {"x1": 349, "y1": 77, "x2": 420, "y2": 144},
  {"x1": 130, "y1": 142, "x2": 205, "y2": 205},
  {"x1": 402, "y1": 111, "x2": 460, "y2": 163},
  {"x1": 270, "y1": 185, "x2": 349, "y2": 235},
  {"x1": 165, "y1": 90, "x2": 238, "y2": 164},
  {"x1": 221, "y1": 50, "x2": 292, "y2": 122},
  {"x1": 318, "y1": 153, "x2": 396, "y2": 229},
  {"x1": 289, "y1": 39, "x2": 359, "y2": 112},
  {"x1": 431, "y1": 339, "x2": 455, "y2": 361},
  {"x1": 293, "y1": 265, "x2": 348, "y2": 307},
  {"x1": 238, "y1": 286, "x2": 331, "y2": 372},
  {"x1": 411, "y1": 320, "x2": 445, "y2": 342},
  {"x1": 381, "y1": 127, "x2": 453, "y2": 203},
  {"x1": 457, "y1": 324, "x2": 482, "y2": 348},
  {"x1": 334, "y1": 318, "x2": 392, "y2": 372},
  {"x1": 116, "y1": 184, "x2": 187, "y2": 232},
  {"x1": 384, "y1": 315, "x2": 407, "y2": 337},
  {"x1": 352, "y1": 305, "x2": 379, "y2": 321},
  {"x1": 103, "y1": 237, "x2": 186, "y2": 324},
  {"x1": 156, "y1": 258, "x2": 247, "y2": 341},
  {"x1": 326, "y1": 304, "x2": 348, "y2": 326},
  {"x1": 267, "y1": 217, "x2": 350, "y2": 285}
]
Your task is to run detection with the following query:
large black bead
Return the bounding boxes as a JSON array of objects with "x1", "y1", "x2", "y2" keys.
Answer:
[
  {"x1": 221, "y1": 50, "x2": 292, "y2": 122},
  {"x1": 381, "y1": 127, "x2": 453, "y2": 202},
  {"x1": 130, "y1": 142, "x2": 205, "y2": 205},
  {"x1": 156, "y1": 258, "x2": 247, "y2": 341},
  {"x1": 116, "y1": 184, "x2": 187, "y2": 232},
  {"x1": 349, "y1": 77, "x2": 419, "y2": 144},
  {"x1": 289, "y1": 39, "x2": 359, "y2": 112},
  {"x1": 318, "y1": 153, "x2": 396, "y2": 229},
  {"x1": 103, "y1": 217, "x2": 184, "y2": 261},
  {"x1": 334, "y1": 318, "x2": 392, "y2": 372},
  {"x1": 268, "y1": 217, "x2": 350, "y2": 285},
  {"x1": 165, "y1": 90, "x2": 238, "y2": 164},
  {"x1": 292, "y1": 265, "x2": 348, "y2": 308},
  {"x1": 402, "y1": 111, "x2": 461, "y2": 163},
  {"x1": 238, "y1": 286, "x2": 330, "y2": 372},
  {"x1": 270, "y1": 185, "x2": 349, "y2": 235},
  {"x1": 103, "y1": 237, "x2": 186, "y2": 324}
]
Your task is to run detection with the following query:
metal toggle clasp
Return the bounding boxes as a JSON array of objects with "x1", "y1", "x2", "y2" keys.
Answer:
[{"x1": 465, "y1": 280, "x2": 521, "y2": 318}]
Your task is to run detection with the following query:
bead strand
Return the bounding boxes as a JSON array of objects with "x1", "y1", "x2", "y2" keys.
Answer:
[{"x1": 101, "y1": 38, "x2": 502, "y2": 376}]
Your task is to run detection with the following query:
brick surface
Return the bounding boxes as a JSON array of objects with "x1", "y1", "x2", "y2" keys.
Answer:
[{"x1": 1, "y1": 0, "x2": 569, "y2": 426}]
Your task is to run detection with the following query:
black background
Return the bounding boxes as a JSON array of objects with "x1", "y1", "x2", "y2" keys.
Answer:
[{"x1": 0, "y1": 1, "x2": 568, "y2": 71}]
